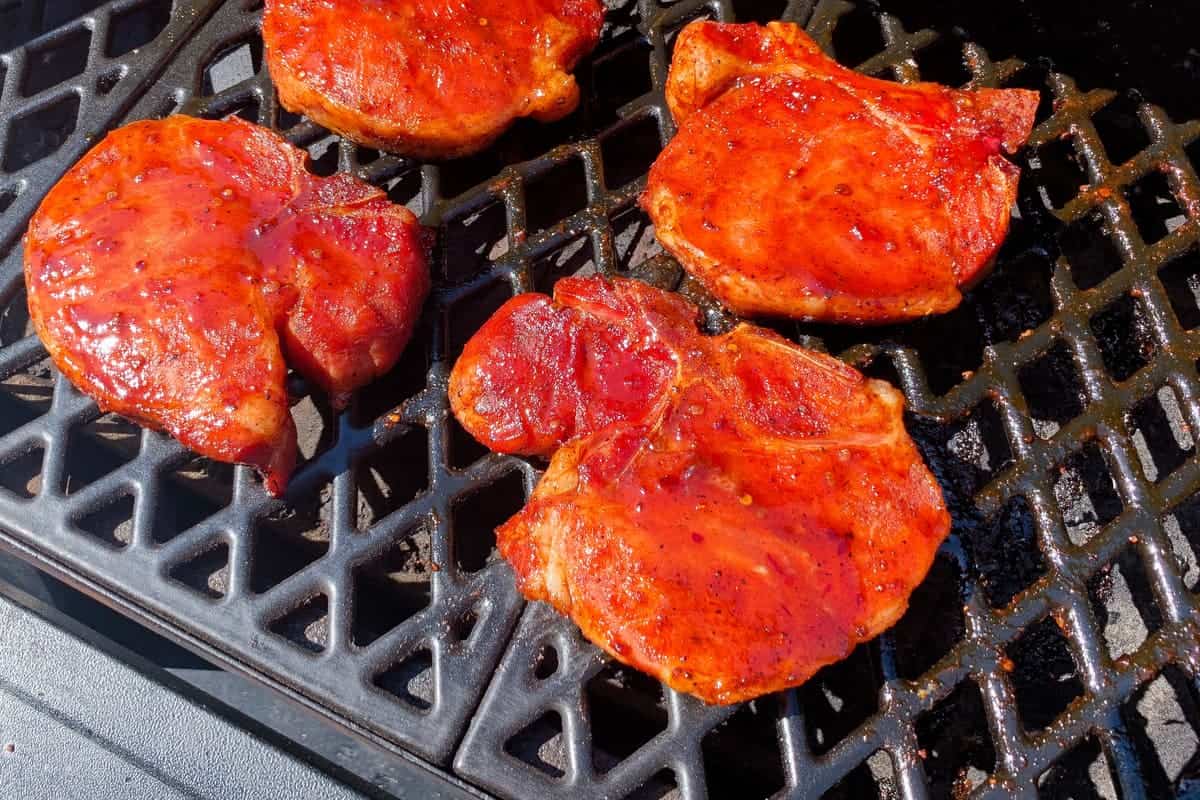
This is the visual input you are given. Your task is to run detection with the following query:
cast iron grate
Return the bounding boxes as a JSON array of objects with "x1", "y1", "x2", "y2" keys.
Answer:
[{"x1": 0, "y1": 0, "x2": 1197, "y2": 798}]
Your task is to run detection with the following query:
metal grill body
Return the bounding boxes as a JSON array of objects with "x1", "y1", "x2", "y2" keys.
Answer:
[{"x1": 0, "y1": 1, "x2": 1198, "y2": 798}]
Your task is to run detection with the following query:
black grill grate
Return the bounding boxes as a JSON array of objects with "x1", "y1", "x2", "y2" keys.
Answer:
[{"x1": 0, "y1": 0, "x2": 1198, "y2": 798}]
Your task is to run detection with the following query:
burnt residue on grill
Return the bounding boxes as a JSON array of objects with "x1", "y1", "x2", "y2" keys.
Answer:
[{"x1": 0, "y1": 1, "x2": 1198, "y2": 799}]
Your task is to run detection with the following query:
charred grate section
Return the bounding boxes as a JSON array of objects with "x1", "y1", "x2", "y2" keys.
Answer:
[{"x1": 0, "y1": 0, "x2": 1197, "y2": 798}]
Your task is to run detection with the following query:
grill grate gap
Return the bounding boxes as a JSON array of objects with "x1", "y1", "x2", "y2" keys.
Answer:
[
  {"x1": 1018, "y1": 340, "x2": 1087, "y2": 439},
  {"x1": 799, "y1": 642, "x2": 881, "y2": 755},
  {"x1": 107, "y1": 0, "x2": 171, "y2": 58},
  {"x1": 1028, "y1": 136, "x2": 1088, "y2": 210},
  {"x1": 0, "y1": 184, "x2": 19, "y2": 215},
  {"x1": 915, "y1": 680, "x2": 996, "y2": 798},
  {"x1": 900, "y1": 305, "x2": 988, "y2": 397},
  {"x1": 701, "y1": 699, "x2": 787, "y2": 799},
  {"x1": 445, "y1": 116, "x2": 586, "y2": 201},
  {"x1": 1158, "y1": 246, "x2": 1200, "y2": 330},
  {"x1": 1188, "y1": 136, "x2": 1200, "y2": 181},
  {"x1": 352, "y1": 318, "x2": 432, "y2": 427},
  {"x1": 355, "y1": 428, "x2": 429, "y2": 530},
  {"x1": 1125, "y1": 170, "x2": 1187, "y2": 246},
  {"x1": 41, "y1": 0, "x2": 106, "y2": 33},
  {"x1": 914, "y1": 33, "x2": 971, "y2": 87},
  {"x1": 447, "y1": 413, "x2": 491, "y2": 471},
  {"x1": 452, "y1": 471, "x2": 524, "y2": 576},
  {"x1": 451, "y1": 604, "x2": 479, "y2": 642},
  {"x1": 151, "y1": 458, "x2": 234, "y2": 544},
  {"x1": 95, "y1": 65, "x2": 122, "y2": 95},
  {"x1": 503, "y1": 710, "x2": 567, "y2": 779},
  {"x1": 858, "y1": 352, "x2": 903, "y2": 387},
  {"x1": 290, "y1": 393, "x2": 333, "y2": 463},
  {"x1": 1035, "y1": 735, "x2": 1118, "y2": 800},
  {"x1": 436, "y1": 151, "x2": 508, "y2": 202},
  {"x1": 72, "y1": 492, "x2": 136, "y2": 550},
  {"x1": 972, "y1": 246, "x2": 1056, "y2": 342},
  {"x1": 588, "y1": 30, "x2": 653, "y2": 127},
  {"x1": 201, "y1": 37, "x2": 260, "y2": 96},
  {"x1": 1092, "y1": 91, "x2": 1152, "y2": 167},
  {"x1": 1006, "y1": 616, "x2": 1086, "y2": 732},
  {"x1": 1164, "y1": 490, "x2": 1200, "y2": 593},
  {"x1": 355, "y1": 144, "x2": 381, "y2": 167},
  {"x1": 0, "y1": 3, "x2": 29, "y2": 52},
  {"x1": 610, "y1": 204, "x2": 663, "y2": 274},
  {"x1": 964, "y1": 494, "x2": 1047, "y2": 608},
  {"x1": 889, "y1": 552, "x2": 966, "y2": 680},
  {"x1": 533, "y1": 234, "x2": 597, "y2": 294},
  {"x1": 5, "y1": 91, "x2": 81, "y2": 171},
  {"x1": 268, "y1": 593, "x2": 329, "y2": 654},
  {"x1": 532, "y1": 645, "x2": 558, "y2": 681},
  {"x1": 275, "y1": 103, "x2": 303, "y2": 130},
  {"x1": 249, "y1": 493, "x2": 330, "y2": 594},
  {"x1": 0, "y1": 444, "x2": 44, "y2": 499},
  {"x1": 385, "y1": 168, "x2": 422, "y2": 213},
  {"x1": 22, "y1": 24, "x2": 89, "y2": 96},
  {"x1": 1054, "y1": 442, "x2": 1124, "y2": 548},
  {"x1": 1090, "y1": 292, "x2": 1159, "y2": 382},
  {"x1": 822, "y1": 750, "x2": 897, "y2": 800},
  {"x1": 62, "y1": 413, "x2": 140, "y2": 495},
  {"x1": 621, "y1": 768, "x2": 678, "y2": 800},
  {"x1": 350, "y1": 526, "x2": 432, "y2": 648},
  {"x1": 0, "y1": 362, "x2": 53, "y2": 435},
  {"x1": 2, "y1": 287, "x2": 39, "y2": 345},
  {"x1": 916, "y1": 400, "x2": 1015, "y2": 500},
  {"x1": 829, "y1": 3, "x2": 887, "y2": 68},
  {"x1": 440, "y1": 199, "x2": 510, "y2": 284},
  {"x1": 523, "y1": 157, "x2": 589, "y2": 234},
  {"x1": 586, "y1": 661, "x2": 667, "y2": 774},
  {"x1": 1087, "y1": 544, "x2": 1163, "y2": 661},
  {"x1": 601, "y1": 113, "x2": 662, "y2": 192},
  {"x1": 167, "y1": 540, "x2": 230, "y2": 600},
  {"x1": 305, "y1": 133, "x2": 340, "y2": 178},
  {"x1": 448, "y1": 280, "x2": 517, "y2": 361},
  {"x1": 374, "y1": 647, "x2": 436, "y2": 713},
  {"x1": 1127, "y1": 385, "x2": 1195, "y2": 483},
  {"x1": 1058, "y1": 210, "x2": 1124, "y2": 291},
  {"x1": 1120, "y1": 666, "x2": 1200, "y2": 795}
]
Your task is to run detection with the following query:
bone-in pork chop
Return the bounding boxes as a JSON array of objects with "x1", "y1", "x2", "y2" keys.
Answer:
[
  {"x1": 24, "y1": 116, "x2": 430, "y2": 495},
  {"x1": 450, "y1": 276, "x2": 950, "y2": 703},
  {"x1": 642, "y1": 21, "x2": 1039, "y2": 323}
]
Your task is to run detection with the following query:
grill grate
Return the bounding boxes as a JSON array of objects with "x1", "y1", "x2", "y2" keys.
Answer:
[{"x1": 0, "y1": 0, "x2": 1198, "y2": 798}]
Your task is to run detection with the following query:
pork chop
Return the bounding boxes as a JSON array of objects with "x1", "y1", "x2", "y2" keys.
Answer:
[
  {"x1": 450, "y1": 276, "x2": 950, "y2": 703},
  {"x1": 262, "y1": 0, "x2": 605, "y2": 159},
  {"x1": 24, "y1": 116, "x2": 431, "y2": 495},
  {"x1": 641, "y1": 21, "x2": 1039, "y2": 323}
]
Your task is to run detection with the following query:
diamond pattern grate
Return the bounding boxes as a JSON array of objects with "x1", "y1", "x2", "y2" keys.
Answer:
[{"x1": 0, "y1": 0, "x2": 1198, "y2": 798}]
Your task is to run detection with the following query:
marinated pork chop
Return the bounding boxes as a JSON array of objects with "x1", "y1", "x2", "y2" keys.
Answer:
[
  {"x1": 262, "y1": 0, "x2": 605, "y2": 159},
  {"x1": 25, "y1": 116, "x2": 430, "y2": 495},
  {"x1": 642, "y1": 21, "x2": 1040, "y2": 323},
  {"x1": 450, "y1": 276, "x2": 950, "y2": 704}
]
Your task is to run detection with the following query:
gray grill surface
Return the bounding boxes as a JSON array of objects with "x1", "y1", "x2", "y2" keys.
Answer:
[
  {"x1": 0, "y1": 590, "x2": 372, "y2": 800},
  {"x1": 0, "y1": 1, "x2": 1198, "y2": 798}
]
